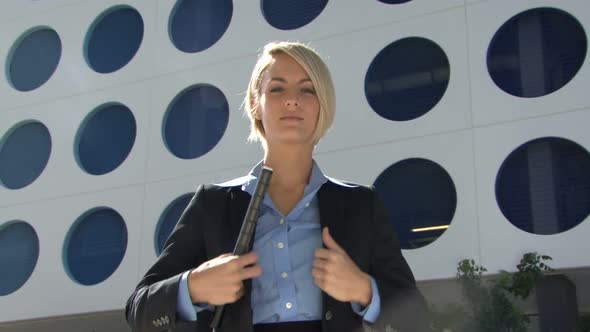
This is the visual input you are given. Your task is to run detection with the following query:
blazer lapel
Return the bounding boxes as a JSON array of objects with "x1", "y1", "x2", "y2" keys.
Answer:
[
  {"x1": 318, "y1": 181, "x2": 369, "y2": 332},
  {"x1": 318, "y1": 181, "x2": 341, "y2": 241},
  {"x1": 222, "y1": 186, "x2": 254, "y2": 331},
  {"x1": 228, "y1": 186, "x2": 250, "y2": 244},
  {"x1": 317, "y1": 181, "x2": 342, "y2": 331}
]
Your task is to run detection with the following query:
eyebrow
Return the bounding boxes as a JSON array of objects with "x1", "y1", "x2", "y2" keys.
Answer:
[{"x1": 269, "y1": 77, "x2": 312, "y2": 84}]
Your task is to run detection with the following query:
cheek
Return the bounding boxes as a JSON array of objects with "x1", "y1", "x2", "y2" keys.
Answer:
[
  {"x1": 261, "y1": 95, "x2": 283, "y2": 113},
  {"x1": 256, "y1": 95, "x2": 271, "y2": 120},
  {"x1": 304, "y1": 97, "x2": 320, "y2": 116}
]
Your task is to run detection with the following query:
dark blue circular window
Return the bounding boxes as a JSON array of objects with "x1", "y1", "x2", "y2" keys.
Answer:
[
  {"x1": 365, "y1": 37, "x2": 450, "y2": 121},
  {"x1": 0, "y1": 221, "x2": 39, "y2": 296},
  {"x1": 0, "y1": 121, "x2": 51, "y2": 190},
  {"x1": 378, "y1": 0, "x2": 412, "y2": 4},
  {"x1": 496, "y1": 137, "x2": 590, "y2": 234},
  {"x1": 169, "y1": 0, "x2": 233, "y2": 53},
  {"x1": 373, "y1": 158, "x2": 457, "y2": 249},
  {"x1": 64, "y1": 207, "x2": 128, "y2": 285},
  {"x1": 487, "y1": 8, "x2": 587, "y2": 98},
  {"x1": 76, "y1": 103, "x2": 136, "y2": 175},
  {"x1": 85, "y1": 5, "x2": 144, "y2": 73},
  {"x1": 155, "y1": 194, "x2": 193, "y2": 255},
  {"x1": 261, "y1": 0, "x2": 328, "y2": 30},
  {"x1": 7, "y1": 27, "x2": 61, "y2": 92},
  {"x1": 163, "y1": 84, "x2": 229, "y2": 159}
]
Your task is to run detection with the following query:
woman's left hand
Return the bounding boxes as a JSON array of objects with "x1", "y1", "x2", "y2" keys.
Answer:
[{"x1": 312, "y1": 227, "x2": 372, "y2": 306}]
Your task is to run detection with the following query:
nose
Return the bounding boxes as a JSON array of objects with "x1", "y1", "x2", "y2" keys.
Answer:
[{"x1": 285, "y1": 97, "x2": 299, "y2": 110}]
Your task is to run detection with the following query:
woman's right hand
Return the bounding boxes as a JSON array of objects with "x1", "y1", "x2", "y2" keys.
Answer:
[{"x1": 187, "y1": 251, "x2": 262, "y2": 305}]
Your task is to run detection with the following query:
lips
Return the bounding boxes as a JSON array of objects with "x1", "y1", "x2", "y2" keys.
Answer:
[{"x1": 280, "y1": 116, "x2": 303, "y2": 121}]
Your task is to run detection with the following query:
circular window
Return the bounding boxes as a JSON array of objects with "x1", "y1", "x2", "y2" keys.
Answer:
[
  {"x1": 365, "y1": 37, "x2": 450, "y2": 121},
  {"x1": 75, "y1": 103, "x2": 136, "y2": 175},
  {"x1": 64, "y1": 207, "x2": 128, "y2": 285},
  {"x1": 0, "y1": 121, "x2": 51, "y2": 189},
  {"x1": 487, "y1": 7, "x2": 587, "y2": 98},
  {"x1": 163, "y1": 84, "x2": 229, "y2": 159},
  {"x1": 0, "y1": 221, "x2": 39, "y2": 296},
  {"x1": 169, "y1": 0, "x2": 233, "y2": 53},
  {"x1": 496, "y1": 137, "x2": 590, "y2": 234},
  {"x1": 261, "y1": 0, "x2": 328, "y2": 30},
  {"x1": 373, "y1": 158, "x2": 457, "y2": 249},
  {"x1": 155, "y1": 194, "x2": 193, "y2": 255},
  {"x1": 7, "y1": 27, "x2": 61, "y2": 91},
  {"x1": 85, "y1": 5, "x2": 144, "y2": 73}
]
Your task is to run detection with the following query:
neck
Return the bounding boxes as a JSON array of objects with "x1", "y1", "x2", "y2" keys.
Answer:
[{"x1": 263, "y1": 143, "x2": 314, "y2": 189}]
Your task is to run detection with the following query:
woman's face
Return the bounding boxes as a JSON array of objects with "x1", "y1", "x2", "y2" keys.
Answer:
[{"x1": 256, "y1": 52, "x2": 320, "y2": 148}]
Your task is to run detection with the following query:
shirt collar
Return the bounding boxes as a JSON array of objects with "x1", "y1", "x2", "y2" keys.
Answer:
[
  {"x1": 214, "y1": 160, "x2": 358, "y2": 192},
  {"x1": 242, "y1": 159, "x2": 328, "y2": 197}
]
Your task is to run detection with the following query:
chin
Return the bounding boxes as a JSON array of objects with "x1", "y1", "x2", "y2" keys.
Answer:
[{"x1": 269, "y1": 136, "x2": 314, "y2": 147}]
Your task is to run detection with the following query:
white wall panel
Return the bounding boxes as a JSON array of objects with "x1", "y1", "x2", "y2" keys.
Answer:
[
  {"x1": 467, "y1": 0, "x2": 590, "y2": 126},
  {"x1": 474, "y1": 109, "x2": 590, "y2": 273},
  {"x1": 0, "y1": 0, "x2": 84, "y2": 23},
  {"x1": 153, "y1": 0, "x2": 464, "y2": 77},
  {"x1": 325, "y1": 0, "x2": 464, "y2": 33},
  {"x1": 315, "y1": 7, "x2": 472, "y2": 152},
  {"x1": 0, "y1": 185, "x2": 144, "y2": 321},
  {"x1": 0, "y1": 0, "x2": 157, "y2": 111},
  {"x1": 154, "y1": 1, "x2": 280, "y2": 76},
  {"x1": 145, "y1": 56, "x2": 263, "y2": 183},
  {"x1": 0, "y1": 81, "x2": 151, "y2": 207}
]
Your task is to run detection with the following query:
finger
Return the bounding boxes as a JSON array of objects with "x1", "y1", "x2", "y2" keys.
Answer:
[
  {"x1": 219, "y1": 254, "x2": 239, "y2": 264},
  {"x1": 223, "y1": 285, "x2": 244, "y2": 304},
  {"x1": 315, "y1": 248, "x2": 333, "y2": 260},
  {"x1": 322, "y1": 227, "x2": 344, "y2": 253},
  {"x1": 235, "y1": 285, "x2": 245, "y2": 299},
  {"x1": 311, "y1": 268, "x2": 322, "y2": 282},
  {"x1": 214, "y1": 253, "x2": 235, "y2": 263},
  {"x1": 235, "y1": 251, "x2": 258, "y2": 267},
  {"x1": 313, "y1": 258, "x2": 328, "y2": 271},
  {"x1": 240, "y1": 264, "x2": 263, "y2": 280},
  {"x1": 312, "y1": 266, "x2": 323, "y2": 281},
  {"x1": 313, "y1": 272, "x2": 327, "y2": 290},
  {"x1": 203, "y1": 254, "x2": 238, "y2": 270}
]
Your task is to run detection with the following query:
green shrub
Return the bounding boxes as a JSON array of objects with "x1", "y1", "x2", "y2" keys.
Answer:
[{"x1": 430, "y1": 252, "x2": 552, "y2": 332}]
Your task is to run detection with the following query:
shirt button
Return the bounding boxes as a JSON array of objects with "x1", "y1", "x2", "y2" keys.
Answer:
[
  {"x1": 286, "y1": 302, "x2": 293, "y2": 309},
  {"x1": 325, "y1": 310, "x2": 333, "y2": 320},
  {"x1": 281, "y1": 272, "x2": 288, "y2": 278},
  {"x1": 277, "y1": 242, "x2": 284, "y2": 249},
  {"x1": 279, "y1": 218, "x2": 285, "y2": 225},
  {"x1": 305, "y1": 202, "x2": 310, "y2": 208}
]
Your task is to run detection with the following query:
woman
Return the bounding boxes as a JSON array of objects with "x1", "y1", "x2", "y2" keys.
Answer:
[{"x1": 126, "y1": 41, "x2": 429, "y2": 332}]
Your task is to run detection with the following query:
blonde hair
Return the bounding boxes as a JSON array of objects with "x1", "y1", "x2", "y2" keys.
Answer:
[{"x1": 244, "y1": 41, "x2": 335, "y2": 147}]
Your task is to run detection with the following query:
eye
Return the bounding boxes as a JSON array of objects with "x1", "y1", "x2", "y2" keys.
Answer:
[
  {"x1": 269, "y1": 86, "x2": 284, "y2": 93},
  {"x1": 302, "y1": 87, "x2": 316, "y2": 94}
]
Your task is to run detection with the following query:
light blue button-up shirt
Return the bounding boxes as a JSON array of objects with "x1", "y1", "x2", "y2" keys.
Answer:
[{"x1": 176, "y1": 161, "x2": 380, "y2": 323}]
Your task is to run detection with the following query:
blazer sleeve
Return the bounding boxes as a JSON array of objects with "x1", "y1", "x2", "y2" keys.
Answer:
[
  {"x1": 125, "y1": 185, "x2": 211, "y2": 332},
  {"x1": 367, "y1": 188, "x2": 431, "y2": 332}
]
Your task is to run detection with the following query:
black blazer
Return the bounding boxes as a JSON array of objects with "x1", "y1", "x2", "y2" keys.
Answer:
[{"x1": 126, "y1": 180, "x2": 430, "y2": 332}]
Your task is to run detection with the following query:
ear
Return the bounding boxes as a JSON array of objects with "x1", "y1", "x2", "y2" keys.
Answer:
[{"x1": 252, "y1": 103, "x2": 261, "y2": 120}]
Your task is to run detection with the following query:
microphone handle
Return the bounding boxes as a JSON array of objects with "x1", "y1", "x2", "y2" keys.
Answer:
[{"x1": 209, "y1": 166, "x2": 273, "y2": 328}]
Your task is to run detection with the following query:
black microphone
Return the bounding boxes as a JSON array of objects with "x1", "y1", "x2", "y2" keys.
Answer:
[{"x1": 209, "y1": 166, "x2": 273, "y2": 328}]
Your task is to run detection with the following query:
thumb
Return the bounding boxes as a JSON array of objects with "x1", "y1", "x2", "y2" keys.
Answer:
[{"x1": 322, "y1": 227, "x2": 344, "y2": 252}]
